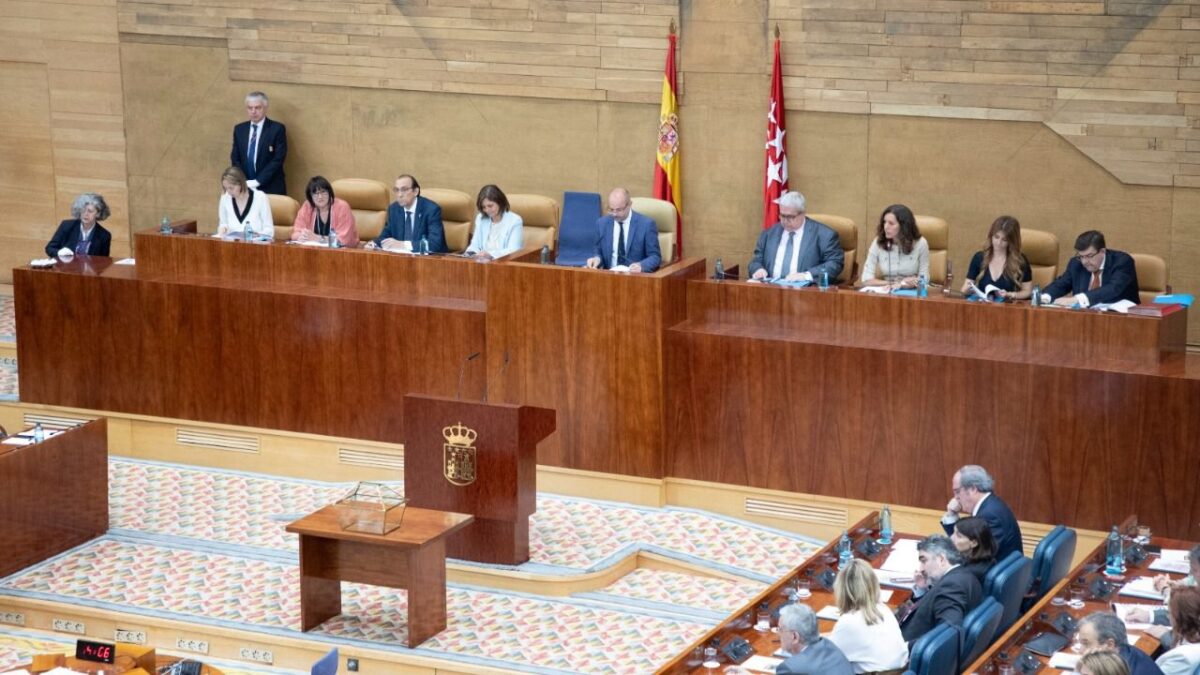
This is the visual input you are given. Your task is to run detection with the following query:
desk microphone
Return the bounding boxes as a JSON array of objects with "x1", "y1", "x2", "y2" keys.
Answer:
[
  {"x1": 456, "y1": 351, "x2": 481, "y2": 400},
  {"x1": 483, "y1": 351, "x2": 510, "y2": 403}
]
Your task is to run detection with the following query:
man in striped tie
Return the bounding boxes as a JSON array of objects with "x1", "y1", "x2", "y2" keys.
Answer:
[{"x1": 230, "y1": 91, "x2": 288, "y2": 195}]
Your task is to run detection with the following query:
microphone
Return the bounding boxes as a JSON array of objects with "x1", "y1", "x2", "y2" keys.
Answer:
[
  {"x1": 456, "y1": 351, "x2": 481, "y2": 400},
  {"x1": 483, "y1": 351, "x2": 510, "y2": 403}
]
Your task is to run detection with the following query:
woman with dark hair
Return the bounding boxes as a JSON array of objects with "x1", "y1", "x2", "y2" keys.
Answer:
[
  {"x1": 1157, "y1": 586, "x2": 1200, "y2": 674},
  {"x1": 217, "y1": 166, "x2": 273, "y2": 239},
  {"x1": 860, "y1": 204, "x2": 928, "y2": 289},
  {"x1": 961, "y1": 215, "x2": 1033, "y2": 300},
  {"x1": 291, "y1": 176, "x2": 357, "y2": 247},
  {"x1": 465, "y1": 184, "x2": 523, "y2": 260},
  {"x1": 951, "y1": 516, "x2": 998, "y2": 583},
  {"x1": 46, "y1": 192, "x2": 113, "y2": 257}
]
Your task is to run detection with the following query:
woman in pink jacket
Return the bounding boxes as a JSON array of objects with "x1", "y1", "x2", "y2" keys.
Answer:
[{"x1": 291, "y1": 176, "x2": 357, "y2": 247}]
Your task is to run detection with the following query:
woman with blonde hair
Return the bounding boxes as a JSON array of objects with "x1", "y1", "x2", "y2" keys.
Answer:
[
  {"x1": 217, "y1": 166, "x2": 273, "y2": 239},
  {"x1": 1078, "y1": 651, "x2": 1131, "y2": 675},
  {"x1": 827, "y1": 559, "x2": 908, "y2": 673}
]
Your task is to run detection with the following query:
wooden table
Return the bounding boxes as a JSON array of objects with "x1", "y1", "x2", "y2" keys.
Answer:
[
  {"x1": 24, "y1": 653, "x2": 222, "y2": 674},
  {"x1": 285, "y1": 505, "x2": 472, "y2": 647}
]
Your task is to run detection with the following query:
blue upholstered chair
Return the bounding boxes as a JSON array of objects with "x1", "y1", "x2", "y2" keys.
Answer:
[
  {"x1": 986, "y1": 552, "x2": 1034, "y2": 634},
  {"x1": 908, "y1": 623, "x2": 960, "y2": 675},
  {"x1": 960, "y1": 596, "x2": 1004, "y2": 666},
  {"x1": 555, "y1": 191, "x2": 602, "y2": 266},
  {"x1": 1023, "y1": 526, "x2": 1077, "y2": 611}
]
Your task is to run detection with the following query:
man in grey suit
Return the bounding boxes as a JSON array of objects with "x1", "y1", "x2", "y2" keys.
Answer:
[
  {"x1": 776, "y1": 603, "x2": 854, "y2": 675},
  {"x1": 749, "y1": 191, "x2": 845, "y2": 282}
]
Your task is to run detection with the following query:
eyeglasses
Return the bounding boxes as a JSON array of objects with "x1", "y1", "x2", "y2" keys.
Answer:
[
  {"x1": 1075, "y1": 249, "x2": 1103, "y2": 261},
  {"x1": 780, "y1": 212, "x2": 803, "y2": 220}
]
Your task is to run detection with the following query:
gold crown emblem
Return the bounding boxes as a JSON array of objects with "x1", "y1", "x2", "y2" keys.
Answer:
[{"x1": 442, "y1": 422, "x2": 477, "y2": 446}]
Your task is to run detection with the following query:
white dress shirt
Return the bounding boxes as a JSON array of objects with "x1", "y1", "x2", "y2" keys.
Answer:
[
  {"x1": 772, "y1": 221, "x2": 806, "y2": 278},
  {"x1": 609, "y1": 214, "x2": 632, "y2": 268}
]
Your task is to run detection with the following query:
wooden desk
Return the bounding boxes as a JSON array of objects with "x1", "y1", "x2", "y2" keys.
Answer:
[
  {"x1": 25, "y1": 653, "x2": 222, "y2": 675},
  {"x1": 656, "y1": 511, "x2": 914, "y2": 674},
  {"x1": 666, "y1": 280, "x2": 1200, "y2": 539},
  {"x1": 0, "y1": 419, "x2": 107, "y2": 578},
  {"x1": 286, "y1": 505, "x2": 472, "y2": 647},
  {"x1": 965, "y1": 532, "x2": 1193, "y2": 672}
]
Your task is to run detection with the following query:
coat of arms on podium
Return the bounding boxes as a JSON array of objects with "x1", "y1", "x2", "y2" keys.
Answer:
[{"x1": 443, "y1": 422, "x2": 478, "y2": 486}]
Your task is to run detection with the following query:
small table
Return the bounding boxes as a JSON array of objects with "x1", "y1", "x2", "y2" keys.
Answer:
[{"x1": 286, "y1": 505, "x2": 473, "y2": 647}]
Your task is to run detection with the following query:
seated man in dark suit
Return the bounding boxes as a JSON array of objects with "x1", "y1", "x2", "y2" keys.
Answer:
[
  {"x1": 229, "y1": 91, "x2": 287, "y2": 195},
  {"x1": 942, "y1": 464, "x2": 1023, "y2": 562},
  {"x1": 776, "y1": 603, "x2": 854, "y2": 675},
  {"x1": 585, "y1": 188, "x2": 661, "y2": 273},
  {"x1": 749, "y1": 191, "x2": 844, "y2": 283},
  {"x1": 1076, "y1": 612, "x2": 1165, "y2": 675},
  {"x1": 1042, "y1": 230, "x2": 1140, "y2": 308},
  {"x1": 46, "y1": 192, "x2": 114, "y2": 258},
  {"x1": 898, "y1": 535, "x2": 983, "y2": 644},
  {"x1": 368, "y1": 174, "x2": 447, "y2": 253}
]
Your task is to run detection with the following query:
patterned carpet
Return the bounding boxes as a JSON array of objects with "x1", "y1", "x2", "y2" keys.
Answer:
[
  {"x1": 0, "y1": 292, "x2": 13, "y2": 344},
  {"x1": 0, "y1": 458, "x2": 823, "y2": 674},
  {"x1": 0, "y1": 358, "x2": 15, "y2": 401}
]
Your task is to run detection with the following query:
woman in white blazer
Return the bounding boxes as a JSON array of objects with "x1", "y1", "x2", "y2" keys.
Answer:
[
  {"x1": 465, "y1": 184, "x2": 523, "y2": 260},
  {"x1": 217, "y1": 166, "x2": 274, "y2": 239},
  {"x1": 827, "y1": 559, "x2": 908, "y2": 674},
  {"x1": 1157, "y1": 586, "x2": 1200, "y2": 675}
]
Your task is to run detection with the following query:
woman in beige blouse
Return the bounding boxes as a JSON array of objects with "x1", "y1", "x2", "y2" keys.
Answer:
[{"x1": 860, "y1": 203, "x2": 929, "y2": 290}]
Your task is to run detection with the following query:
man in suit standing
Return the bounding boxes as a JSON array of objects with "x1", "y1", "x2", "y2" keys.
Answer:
[
  {"x1": 942, "y1": 464, "x2": 1024, "y2": 561},
  {"x1": 369, "y1": 174, "x2": 447, "y2": 253},
  {"x1": 898, "y1": 535, "x2": 983, "y2": 644},
  {"x1": 586, "y1": 188, "x2": 661, "y2": 273},
  {"x1": 230, "y1": 91, "x2": 287, "y2": 195},
  {"x1": 749, "y1": 191, "x2": 844, "y2": 282},
  {"x1": 1076, "y1": 612, "x2": 1165, "y2": 675},
  {"x1": 1043, "y1": 230, "x2": 1140, "y2": 307},
  {"x1": 775, "y1": 603, "x2": 854, "y2": 675}
]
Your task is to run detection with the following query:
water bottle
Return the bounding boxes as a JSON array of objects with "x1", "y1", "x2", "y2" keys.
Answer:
[
  {"x1": 1105, "y1": 525, "x2": 1125, "y2": 575},
  {"x1": 420, "y1": 236, "x2": 430, "y2": 255},
  {"x1": 819, "y1": 270, "x2": 830, "y2": 291},
  {"x1": 32, "y1": 423, "x2": 45, "y2": 442},
  {"x1": 943, "y1": 260, "x2": 953, "y2": 296},
  {"x1": 328, "y1": 227, "x2": 340, "y2": 249},
  {"x1": 244, "y1": 224, "x2": 252, "y2": 242},
  {"x1": 713, "y1": 257, "x2": 725, "y2": 280},
  {"x1": 540, "y1": 244, "x2": 550, "y2": 264},
  {"x1": 838, "y1": 530, "x2": 853, "y2": 569},
  {"x1": 1031, "y1": 284, "x2": 1042, "y2": 307},
  {"x1": 159, "y1": 215, "x2": 172, "y2": 235},
  {"x1": 918, "y1": 273, "x2": 928, "y2": 298},
  {"x1": 879, "y1": 505, "x2": 894, "y2": 545}
]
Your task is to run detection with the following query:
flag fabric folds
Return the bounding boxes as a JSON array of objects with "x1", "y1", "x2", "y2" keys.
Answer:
[
  {"x1": 763, "y1": 36, "x2": 788, "y2": 229},
  {"x1": 654, "y1": 27, "x2": 682, "y2": 256}
]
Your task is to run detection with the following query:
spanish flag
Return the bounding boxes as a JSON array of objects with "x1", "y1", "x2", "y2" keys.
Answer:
[{"x1": 654, "y1": 23, "x2": 682, "y2": 257}]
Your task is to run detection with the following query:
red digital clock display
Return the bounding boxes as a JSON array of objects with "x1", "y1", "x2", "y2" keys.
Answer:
[{"x1": 75, "y1": 639, "x2": 116, "y2": 664}]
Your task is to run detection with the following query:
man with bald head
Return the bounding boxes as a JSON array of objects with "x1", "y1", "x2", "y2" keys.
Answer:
[{"x1": 586, "y1": 188, "x2": 662, "y2": 273}]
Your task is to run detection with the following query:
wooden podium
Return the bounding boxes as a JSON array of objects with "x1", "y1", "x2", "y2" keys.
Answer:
[{"x1": 403, "y1": 394, "x2": 555, "y2": 565}]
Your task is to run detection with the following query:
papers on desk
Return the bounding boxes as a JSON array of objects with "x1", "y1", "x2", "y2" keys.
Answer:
[
  {"x1": 114, "y1": 257, "x2": 135, "y2": 265},
  {"x1": 610, "y1": 265, "x2": 631, "y2": 273},
  {"x1": 739, "y1": 654, "x2": 783, "y2": 673},
  {"x1": 816, "y1": 605, "x2": 842, "y2": 620},
  {"x1": 1119, "y1": 576, "x2": 1166, "y2": 601},
  {"x1": 860, "y1": 285, "x2": 890, "y2": 294},
  {"x1": 1113, "y1": 602, "x2": 1164, "y2": 632},
  {"x1": 2, "y1": 430, "x2": 63, "y2": 445},
  {"x1": 1092, "y1": 299, "x2": 1137, "y2": 313},
  {"x1": 1150, "y1": 549, "x2": 1192, "y2": 574},
  {"x1": 768, "y1": 278, "x2": 812, "y2": 288},
  {"x1": 964, "y1": 280, "x2": 1005, "y2": 302},
  {"x1": 880, "y1": 539, "x2": 919, "y2": 572},
  {"x1": 1048, "y1": 651, "x2": 1080, "y2": 670},
  {"x1": 29, "y1": 258, "x2": 56, "y2": 269}
]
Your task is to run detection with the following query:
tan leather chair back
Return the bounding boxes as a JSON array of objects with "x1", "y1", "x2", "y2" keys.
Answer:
[
  {"x1": 1131, "y1": 253, "x2": 1168, "y2": 304},
  {"x1": 916, "y1": 215, "x2": 949, "y2": 284},
  {"x1": 421, "y1": 187, "x2": 473, "y2": 252},
  {"x1": 267, "y1": 194, "x2": 300, "y2": 241},
  {"x1": 630, "y1": 197, "x2": 677, "y2": 265},
  {"x1": 508, "y1": 193, "x2": 559, "y2": 251},
  {"x1": 330, "y1": 178, "x2": 389, "y2": 242},
  {"x1": 807, "y1": 213, "x2": 858, "y2": 284},
  {"x1": 1020, "y1": 228, "x2": 1059, "y2": 289}
]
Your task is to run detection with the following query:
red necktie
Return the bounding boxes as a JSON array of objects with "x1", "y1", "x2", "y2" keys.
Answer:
[{"x1": 1089, "y1": 270, "x2": 1100, "y2": 290}]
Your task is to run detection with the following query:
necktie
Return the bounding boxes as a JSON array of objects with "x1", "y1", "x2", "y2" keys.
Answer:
[
  {"x1": 1089, "y1": 270, "x2": 1101, "y2": 290},
  {"x1": 403, "y1": 209, "x2": 412, "y2": 241},
  {"x1": 617, "y1": 220, "x2": 627, "y2": 265},
  {"x1": 779, "y1": 232, "x2": 795, "y2": 278},
  {"x1": 246, "y1": 124, "x2": 258, "y2": 179},
  {"x1": 74, "y1": 235, "x2": 90, "y2": 256}
]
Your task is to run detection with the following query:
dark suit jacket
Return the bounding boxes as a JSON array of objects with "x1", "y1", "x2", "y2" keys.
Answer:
[
  {"x1": 1043, "y1": 248, "x2": 1140, "y2": 306},
  {"x1": 1120, "y1": 642, "x2": 1167, "y2": 675},
  {"x1": 776, "y1": 637, "x2": 854, "y2": 675},
  {"x1": 943, "y1": 494, "x2": 1024, "y2": 563},
  {"x1": 45, "y1": 219, "x2": 112, "y2": 257},
  {"x1": 748, "y1": 218, "x2": 845, "y2": 280},
  {"x1": 230, "y1": 118, "x2": 288, "y2": 195},
  {"x1": 899, "y1": 566, "x2": 983, "y2": 643},
  {"x1": 375, "y1": 197, "x2": 448, "y2": 253},
  {"x1": 593, "y1": 211, "x2": 661, "y2": 272}
]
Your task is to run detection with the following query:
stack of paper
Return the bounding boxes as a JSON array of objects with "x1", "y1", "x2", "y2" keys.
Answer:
[
  {"x1": 1113, "y1": 602, "x2": 1164, "y2": 631},
  {"x1": 1149, "y1": 550, "x2": 1191, "y2": 575},
  {"x1": 1119, "y1": 576, "x2": 1165, "y2": 601}
]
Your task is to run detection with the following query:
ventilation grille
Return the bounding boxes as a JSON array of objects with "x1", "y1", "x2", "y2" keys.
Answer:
[
  {"x1": 744, "y1": 498, "x2": 848, "y2": 527},
  {"x1": 175, "y1": 428, "x2": 260, "y2": 454},
  {"x1": 1024, "y1": 533, "x2": 1045, "y2": 553},
  {"x1": 23, "y1": 413, "x2": 91, "y2": 430},
  {"x1": 338, "y1": 447, "x2": 404, "y2": 472}
]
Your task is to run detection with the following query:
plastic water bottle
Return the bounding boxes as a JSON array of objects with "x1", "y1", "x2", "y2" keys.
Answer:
[
  {"x1": 540, "y1": 244, "x2": 550, "y2": 264},
  {"x1": 32, "y1": 423, "x2": 45, "y2": 442},
  {"x1": 1032, "y1": 284, "x2": 1042, "y2": 307},
  {"x1": 879, "y1": 505, "x2": 894, "y2": 545},
  {"x1": 159, "y1": 215, "x2": 172, "y2": 235},
  {"x1": 420, "y1": 236, "x2": 430, "y2": 255},
  {"x1": 244, "y1": 224, "x2": 252, "y2": 242},
  {"x1": 918, "y1": 273, "x2": 929, "y2": 298},
  {"x1": 838, "y1": 530, "x2": 853, "y2": 569},
  {"x1": 819, "y1": 270, "x2": 830, "y2": 291},
  {"x1": 714, "y1": 257, "x2": 725, "y2": 280},
  {"x1": 943, "y1": 260, "x2": 953, "y2": 296},
  {"x1": 328, "y1": 228, "x2": 340, "y2": 249},
  {"x1": 1105, "y1": 526, "x2": 1125, "y2": 575}
]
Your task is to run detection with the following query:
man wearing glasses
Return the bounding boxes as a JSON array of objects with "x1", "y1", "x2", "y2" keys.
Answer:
[
  {"x1": 585, "y1": 188, "x2": 661, "y2": 273},
  {"x1": 748, "y1": 191, "x2": 844, "y2": 282},
  {"x1": 1042, "y1": 230, "x2": 1140, "y2": 307},
  {"x1": 941, "y1": 465, "x2": 1023, "y2": 561},
  {"x1": 369, "y1": 174, "x2": 447, "y2": 253}
]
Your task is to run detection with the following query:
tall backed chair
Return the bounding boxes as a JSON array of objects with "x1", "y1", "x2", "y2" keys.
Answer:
[
  {"x1": 267, "y1": 193, "x2": 300, "y2": 241},
  {"x1": 985, "y1": 552, "x2": 1033, "y2": 633},
  {"x1": 908, "y1": 623, "x2": 960, "y2": 675},
  {"x1": 1131, "y1": 253, "x2": 1169, "y2": 304},
  {"x1": 631, "y1": 196, "x2": 678, "y2": 265},
  {"x1": 556, "y1": 191, "x2": 602, "y2": 266},
  {"x1": 1021, "y1": 228, "x2": 1059, "y2": 288},
  {"x1": 960, "y1": 597, "x2": 1004, "y2": 667},
  {"x1": 1024, "y1": 526, "x2": 1076, "y2": 611},
  {"x1": 808, "y1": 213, "x2": 858, "y2": 283},
  {"x1": 330, "y1": 178, "x2": 389, "y2": 244},
  {"x1": 422, "y1": 188, "x2": 474, "y2": 252},
  {"x1": 916, "y1": 215, "x2": 949, "y2": 284},
  {"x1": 508, "y1": 194, "x2": 559, "y2": 252}
]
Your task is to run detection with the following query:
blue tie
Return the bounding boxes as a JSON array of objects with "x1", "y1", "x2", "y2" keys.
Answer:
[
  {"x1": 246, "y1": 124, "x2": 258, "y2": 179},
  {"x1": 778, "y1": 232, "x2": 795, "y2": 278}
]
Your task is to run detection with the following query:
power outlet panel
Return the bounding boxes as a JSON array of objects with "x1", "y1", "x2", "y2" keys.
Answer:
[{"x1": 51, "y1": 618, "x2": 85, "y2": 634}]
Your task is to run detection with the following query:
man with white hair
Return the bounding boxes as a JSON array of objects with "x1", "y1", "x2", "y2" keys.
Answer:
[
  {"x1": 230, "y1": 91, "x2": 288, "y2": 195},
  {"x1": 748, "y1": 191, "x2": 844, "y2": 282},
  {"x1": 776, "y1": 603, "x2": 854, "y2": 675},
  {"x1": 942, "y1": 464, "x2": 1024, "y2": 561}
]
